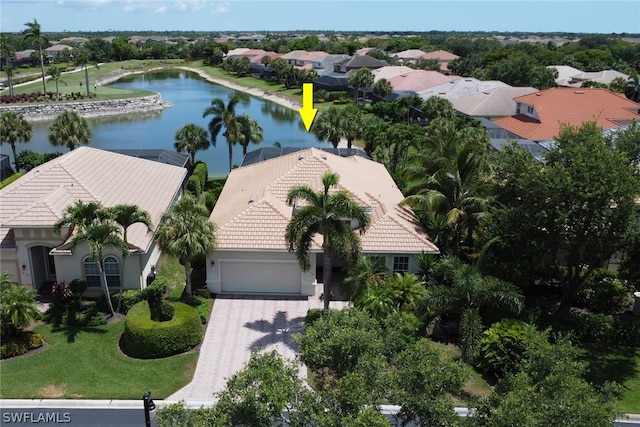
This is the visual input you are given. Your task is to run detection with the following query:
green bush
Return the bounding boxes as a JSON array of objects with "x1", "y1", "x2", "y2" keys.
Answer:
[
  {"x1": 549, "y1": 310, "x2": 640, "y2": 346},
  {"x1": 123, "y1": 301, "x2": 203, "y2": 358},
  {"x1": 186, "y1": 175, "x2": 202, "y2": 196},
  {"x1": 44, "y1": 301, "x2": 107, "y2": 327},
  {"x1": 114, "y1": 289, "x2": 143, "y2": 314},
  {"x1": 193, "y1": 295, "x2": 211, "y2": 324},
  {"x1": 577, "y1": 269, "x2": 633, "y2": 314},
  {"x1": 203, "y1": 191, "x2": 217, "y2": 213},
  {"x1": 193, "y1": 162, "x2": 208, "y2": 188},
  {"x1": 68, "y1": 278, "x2": 87, "y2": 299},
  {"x1": 0, "y1": 331, "x2": 44, "y2": 359}
]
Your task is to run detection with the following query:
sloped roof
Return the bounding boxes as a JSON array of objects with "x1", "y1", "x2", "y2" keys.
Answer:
[
  {"x1": 389, "y1": 70, "x2": 459, "y2": 92},
  {"x1": 452, "y1": 86, "x2": 538, "y2": 117},
  {"x1": 418, "y1": 78, "x2": 510, "y2": 101},
  {"x1": 548, "y1": 65, "x2": 584, "y2": 86},
  {"x1": 569, "y1": 69, "x2": 630, "y2": 85},
  {"x1": 394, "y1": 49, "x2": 427, "y2": 60},
  {"x1": 345, "y1": 55, "x2": 389, "y2": 69},
  {"x1": 372, "y1": 66, "x2": 414, "y2": 82},
  {"x1": 211, "y1": 148, "x2": 438, "y2": 254},
  {"x1": 493, "y1": 88, "x2": 640, "y2": 141},
  {"x1": 0, "y1": 147, "x2": 187, "y2": 252},
  {"x1": 423, "y1": 50, "x2": 460, "y2": 61}
]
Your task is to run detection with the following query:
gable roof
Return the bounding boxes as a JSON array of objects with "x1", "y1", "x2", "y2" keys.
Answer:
[
  {"x1": 393, "y1": 49, "x2": 427, "y2": 60},
  {"x1": 452, "y1": 86, "x2": 539, "y2": 117},
  {"x1": 344, "y1": 55, "x2": 389, "y2": 70},
  {"x1": 388, "y1": 70, "x2": 459, "y2": 92},
  {"x1": 0, "y1": 147, "x2": 187, "y2": 252},
  {"x1": 211, "y1": 148, "x2": 438, "y2": 254},
  {"x1": 372, "y1": 66, "x2": 415, "y2": 82},
  {"x1": 493, "y1": 88, "x2": 640, "y2": 141},
  {"x1": 423, "y1": 50, "x2": 460, "y2": 61},
  {"x1": 418, "y1": 78, "x2": 510, "y2": 101}
]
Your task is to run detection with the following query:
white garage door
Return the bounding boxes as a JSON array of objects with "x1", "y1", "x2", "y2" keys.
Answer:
[{"x1": 220, "y1": 261, "x2": 302, "y2": 294}]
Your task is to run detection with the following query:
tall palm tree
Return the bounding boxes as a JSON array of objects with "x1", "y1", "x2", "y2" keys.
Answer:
[
  {"x1": 154, "y1": 194, "x2": 217, "y2": 297},
  {"x1": 74, "y1": 46, "x2": 97, "y2": 97},
  {"x1": 47, "y1": 66, "x2": 65, "y2": 101},
  {"x1": 174, "y1": 123, "x2": 210, "y2": 166},
  {"x1": 4, "y1": 63, "x2": 15, "y2": 96},
  {"x1": 69, "y1": 221, "x2": 128, "y2": 317},
  {"x1": 348, "y1": 67, "x2": 374, "y2": 106},
  {"x1": 53, "y1": 200, "x2": 108, "y2": 235},
  {"x1": 0, "y1": 111, "x2": 33, "y2": 170},
  {"x1": 373, "y1": 78, "x2": 393, "y2": 99},
  {"x1": 0, "y1": 34, "x2": 15, "y2": 74},
  {"x1": 312, "y1": 106, "x2": 343, "y2": 148},
  {"x1": 109, "y1": 204, "x2": 153, "y2": 312},
  {"x1": 625, "y1": 74, "x2": 640, "y2": 103},
  {"x1": 48, "y1": 110, "x2": 92, "y2": 151},
  {"x1": 22, "y1": 18, "x2": 49, "y2": 94},
  {"x1": 203, "y1": 96, "x2": 241, "y2": 173},
  {"x1": 285, "y1": 171, "x2": 371, "y2": 311},
  {"x1": 341, "y1": 105, "x2": 365, "y2": 149},
  {"x1": 421, "y1": 256, "x2": 524, "y2": 362},
  {"x1": 236, "y1": 114, "x2": 264, "y2": 157}
]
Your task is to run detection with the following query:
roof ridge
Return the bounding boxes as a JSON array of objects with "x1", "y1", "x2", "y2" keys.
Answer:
[
  {"x1": 368, "y1": 209, "x2": 431, "y2": 244},
  {"x1": 219, "y1": 197, "x2": 289, "y2": 233}
]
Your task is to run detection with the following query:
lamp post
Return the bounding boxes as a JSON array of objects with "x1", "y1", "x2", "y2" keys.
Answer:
[{"x1": 142, "y1": 391, "x2": 156, "y2": 427}]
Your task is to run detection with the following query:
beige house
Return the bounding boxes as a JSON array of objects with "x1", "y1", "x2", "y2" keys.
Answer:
[
  {"x1": 207, "y1": 148, "x2": 439, "y2": 296},
  {"x1": 0, "y1": 147, "x2": 187, "y2": 293}
]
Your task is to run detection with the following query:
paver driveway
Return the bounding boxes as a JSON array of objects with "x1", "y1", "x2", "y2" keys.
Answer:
[{"x1": 167, "y1": 289, "x2": 348, "y2": 402}]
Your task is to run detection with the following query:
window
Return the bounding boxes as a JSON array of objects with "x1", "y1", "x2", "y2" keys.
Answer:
[
  {"x1": 104, "y1": 256, "x2": 120, "y2": 288},
  {"x1": 527, "y1": 105, "x2": 534, "y2": 114},
  {"x1": 516, "y1": 103, "x2": 521, "y2": 114},
  {"x1": 83, "y1": 257, "x2": 101, "y2": 288},
  {"x1": 392, "y1": 256, "x2": 409, "y2": 273}
]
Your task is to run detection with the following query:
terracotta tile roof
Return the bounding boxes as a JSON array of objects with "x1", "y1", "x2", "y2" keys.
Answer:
[
  {"x1": 211, "y1": 148, "x2": 438, "y2": 254},
  {"x1": 394, "y1": 49, "x2": 428, "y2": 60},
  {"x1": 493, "y1": 88, "x2": 640, "y2": 141},
  {"x1": 423, "y1": 50, "x2": 460, "y2": 61},
  {"x1": 0, "y1": 147, "x2": 187, "y2": 252}
]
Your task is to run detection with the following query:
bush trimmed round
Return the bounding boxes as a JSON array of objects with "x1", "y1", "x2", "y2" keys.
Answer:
[{"x1": 123, "y1": 300, "x2": 203, "y2": 359}]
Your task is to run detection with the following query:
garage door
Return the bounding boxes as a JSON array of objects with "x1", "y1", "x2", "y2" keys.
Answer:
[{"x1": 220, "y1": 261, "x2": 302, "y2": 294}]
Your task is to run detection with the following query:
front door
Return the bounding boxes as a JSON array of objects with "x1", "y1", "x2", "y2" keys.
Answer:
[{"x1": 28, "y1": 246, "x2": 56, "y2": 290}]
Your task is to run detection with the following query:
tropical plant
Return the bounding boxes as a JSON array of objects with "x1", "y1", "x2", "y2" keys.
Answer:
[
  {"x1": 74, "y1": 46, "x2": 98, "y2": 97},
  {"x1": 312, "y1": 106, "x2": 343, "y2": 148},
  {"x1": 0, "y1": 272, "x2": 40, "y2": 339},
  {"x1": 109, "y1": 204, "x2": 153, "y2": 312},
  {"x1": 285, "y1": 171, "x2": 370, "y2": 311},
  {"x1": 48, "y1": 110, "x2": 92, "y2": 151},
  {"x1": 203, "y1": 96, "x2": 241, "y2": 173},
  {"x1": 236, "y1": 114, "x2": 264, "y2": 156},
  {"x1": 421, "y1": 256, "x2": 524, "y2": 363},
  {"x1": 625, "y1": 73, "x2": 640, "y2": 103},
  {"x1": 154, "y1": 194, "x2": 217, "y2": 297},
  {"x1": 355, "y1": 273, "x2": 426, "y2": 320},
  {"x1": 4, "y1": 62, "x2": 15, "y2": 96},
  {"x1": 47, "y1": 65, "x2": 65, "y2": 101},
  {"x1": 342, "y1": 255, "x2": 389, "y2": 302},
  {"x1": 22, "y1": 18, "x2": 49, "y2": 93},
  {"x1": 0, "y1": 110, "x2": 33, "y2": 170},
  {"x1": 174, "y1": 123, "x2": 210, "y2": 166},
  {"x1": 341, "y1": 105, "x2": 365, "y2": 149},
  {"x1": 372, "y1": 78, "x2": 393, "y2": 99},
  {"x1": 348, "y1": 67, "x2": 374, "y2": 105}
]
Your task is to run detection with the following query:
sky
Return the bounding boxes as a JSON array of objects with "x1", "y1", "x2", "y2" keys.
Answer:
[{"x1": 0, "y1": 0, "x2": 638, "y2": 34}]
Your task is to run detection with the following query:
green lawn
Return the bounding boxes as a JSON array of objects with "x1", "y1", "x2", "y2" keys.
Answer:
[
  {"x1": 0, "y1": 320, "x2": 198, "y2": 399},
  {"x1": 582, "y1": 345, "x2": 640, "y2": 413}
]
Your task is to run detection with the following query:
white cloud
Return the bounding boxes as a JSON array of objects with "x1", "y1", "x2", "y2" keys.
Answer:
[
  {"x1": 155, "y1": 5, "x2": 167, "y2": 13},
  {"x1": 175, "y1": 0, "x2": 188, "y2": 11},
  {"x1": 210, "y1": 1, "x2": 229, "y2": 14}
]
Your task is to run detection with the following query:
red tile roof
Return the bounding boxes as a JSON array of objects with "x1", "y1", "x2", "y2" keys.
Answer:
[{"x1": 493, "y1": 88, "x2": 640, "y2": 140}]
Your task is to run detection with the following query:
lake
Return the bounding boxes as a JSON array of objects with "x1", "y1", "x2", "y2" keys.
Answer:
[{"x1": 14, "y1": 69, "x2": 324, "y2": 177}]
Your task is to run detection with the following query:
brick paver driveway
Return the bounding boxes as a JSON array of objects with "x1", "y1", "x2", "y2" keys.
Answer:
[{"x1": 167, "y1": 289, "x2": 348, "y2": 402}]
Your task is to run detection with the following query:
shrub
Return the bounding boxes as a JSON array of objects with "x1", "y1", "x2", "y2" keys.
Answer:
[
  {"x1": 68, "y1": 278, "x2": 87, "y2": 300},
  {"x1": 123, "y1": 301, "x2": 203, "y2": 358},
  {"x1": 114, "y1": 289, "x2": 143, "y2": 314},
  {"x1": 186, "y1": 175, "x2": 202, "y2": 196},
  {"x1": 44, "y1": 301, "x2": 107, "y2": 327},
  {"x1": 203, "y1": 191, "x2": 217, "y2": 213},
  {"x1": 193, "y1": 295, "x2": 211, "y2": 324},
  {"x1": 548, "y1": 309, "x2": 640, "y2": 346},
  {"x1": 577, "y1": 269, "x2": 633, "y2": 314},
  {"x1": 0, "y1": 331, "x2": 44, "y2": 359},
  {"x1": 193, "y1": 162, "x2": 208, "y2": 188},
  {"x1": 51, "y1": 282, "x2": 72, "y2": 305}
]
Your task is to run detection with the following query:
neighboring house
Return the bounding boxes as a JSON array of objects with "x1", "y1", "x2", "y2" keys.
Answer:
[
  {"x1": 547, "y1": 65, "x2": 584, "y2": 87},
  {"x1": 57, "y1": 37, "x2": 89, "y2": 45},
  {"x1": 45, "y1": 44, "x2": 74, "y2": 59},
  {"x1": 548, "y1": 65, "x2": 629, "y2": 87},
  {"x1": 388, "y1": 70, "x2": 459, "y2": 93},
  {"x1": 393, "y1": 49, "x2": 428, "y2": 65},
  {"x1": 0, "y1": 147, "x2": 187, "y2": 293},
  {"x1": 279, "y1": 50, "x2": 329, "y2": 70},
  {"x1": 372, "y1": 66, "x2": 415, "y2": 82},
  {"x1": 423, "y1": 50, "x2": 460, "y2": 74},
  {"x1": 336, "y1": 55, "x2": 389, "y2": 73},
  {"x1": 418, "y1": 78, "x2": 509, "y2": 101},
  {"x1": 11, "y1": 50, "x2": 40, "y2": 68},
  {"x1": 452, "y1": 86, "x2": 539, "y2": 119},
  {"x1": 493, "y1": 87, "x2": 640, "y2": 141},
  {"x1": 312, "y1": 54, "x2": 352, "y2": 76},
  {"x1": 225, "y1": 48, "x2": 279, "y2": 64},
  {"x1": 207, "y1": 148, "x2": 439, "y2": 296}
]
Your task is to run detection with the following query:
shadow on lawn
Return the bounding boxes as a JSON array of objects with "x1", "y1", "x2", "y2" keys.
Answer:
[
  {"x1": 50, "y1": 324, "x2": 108, "y2": 344},
  {"x1": 582, "y1": 345, "x2": 639, "y2": 389}
]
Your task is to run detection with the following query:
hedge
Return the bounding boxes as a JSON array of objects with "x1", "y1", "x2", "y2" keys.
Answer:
[
  {"x1": 123, "y1": 300, "x2": 203, "y2": 358},
  {"x1": 186, "y1": 175, "x2": 202, "y2": 196},
  {"x1": 193, "y1": 162, "x2": 208, "y2": 188}
]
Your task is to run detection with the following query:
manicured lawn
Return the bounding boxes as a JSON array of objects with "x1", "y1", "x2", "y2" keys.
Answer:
[
  {"x1": 157, "y1": 252, "x2": 186, "y2": 301},
  {"x1": 0, "y1": 320, "x2": 198, "y2": 399},
  {"x1": 582, "y1": 345, "x2": 640, "y2": 413}
]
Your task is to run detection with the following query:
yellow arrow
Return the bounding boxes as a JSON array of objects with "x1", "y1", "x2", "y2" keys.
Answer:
[{"x1": 298, "y1": 83, "x2": 317, "y2": 132}]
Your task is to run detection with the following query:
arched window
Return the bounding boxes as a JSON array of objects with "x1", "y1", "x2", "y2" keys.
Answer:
[
  {"x1": 103, "y1": 256, "x2": 120, "y2": 288},
  {"x1": 83, "y1": 256, "x2": 101, "y2": 288}
]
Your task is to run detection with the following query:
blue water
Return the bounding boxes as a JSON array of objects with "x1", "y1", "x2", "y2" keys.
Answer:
[{"x1": 15, "y1": 69, "x2": 324, "y2": 177}]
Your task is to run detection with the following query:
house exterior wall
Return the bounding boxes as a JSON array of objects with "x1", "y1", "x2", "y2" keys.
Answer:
[
  {"x1": 207, "y1": 250, "x2": 317, "y2": 296},
  {"x1": 9, "y1": 228, "x2": 64, "y2": 289},
  {"x1": 362, "y1": 252, "x2": 422, "y2": 275},
  {"x1": 1, "y1": 248, "x2": 20, "y2": 283}
]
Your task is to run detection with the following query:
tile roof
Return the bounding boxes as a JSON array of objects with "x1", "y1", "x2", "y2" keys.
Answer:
[
  {"x1": 0, "y1": 147, "x2": 187, "y2": 252},
  {"x1": 423, "y1": 50, "x2": 460, "y2": 61},
  {"x1": 452, "y1": 86, "x2": 538, "y2": 117},
  {"x1": 418, "y1": 78, "x2": 510, "y2": 101},
  {"x1": 389, "y1": 70, "x2": 459, "y2": 92},
  {"x1": 372, "y1": 66, "x2": 415, "y2": 82},
  {"x1": 394, "y1": 49, "x2": 428, "y2": 60},
  {"x1": 211, "y1": 148, "x2": 438, "y2": 254},
  {"x1": 493, "y1": 88, "x2": 640, "y2": 141}
]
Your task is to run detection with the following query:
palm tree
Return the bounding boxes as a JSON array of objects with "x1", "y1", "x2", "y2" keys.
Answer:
[
  {"x1": 53, "y1": 200, "x2": 108, "y2": 236},
  {"x1": 22, "y1": 18, "x2": 49, "y2": 94},
  {"x1": 4, "y1": 63, "x2": 15, "y2": 96},
  {"x1": 174, "y1": 123, "x2": 210, "y2": 166},
  {"x1": 373, "y1": 78, "x2": 393, "y2": 99},
  {"x1": 285, "y1": 171, "x2": 371, "y2": 311},
  {"x1": 0, "y1": 272, "x2": 41, "y2": 339},
  {"x1": 348, "y1": 67, "x2": 374, "y2": 106},
  {"x1": 48, "y1": 110, "x2": 92, "y2": 151},
  {"x1": 625, "y1": 74, "x2": 640, "y2": 103},
  {"x1": 236, "y1": 114, "x2": 264, "y2": 157},
  {"x1": 47, "y1": 66, "x2": 65, "y2": 101},
  {"x1": 74, "y1": 46, "x2": 97, "y2": 97},
  {"x1": 69, "y1": 221, "x2": 128, "y2": 317},
  {"x1": 312, "y1": 107, "x2": 343, "y2": 148},
  {"x1": 154, "y1": 194, "x2": 217, "y2": 297},
  {"x1": 109, "y1": 204, "x2": 153, "y2": 312},
  {"x1": 342, "y1": 255, "x2": 389, "y2": 302},
  {"x1": 0, "y1": 111, "x2": 33, "y2": 170},
  {"x1": 421, "y1": 256, "x2": 524, "y2": 362},
  {"x1": 341, "y1": 106, "x2": 365, "y2": 149},
  {"x1": 0, "y1": 33, "x2": 15, "y2": 74},
  {"x1": 203, "y1": 96, "x2": 241, "y2": 173}
]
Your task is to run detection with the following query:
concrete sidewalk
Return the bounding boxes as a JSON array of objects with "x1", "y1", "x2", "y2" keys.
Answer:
[{"x1": 167, "y1": 287, "x2": 349, "y2": 402}]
